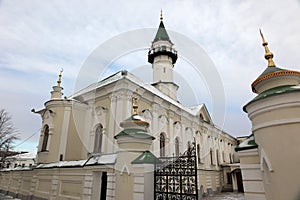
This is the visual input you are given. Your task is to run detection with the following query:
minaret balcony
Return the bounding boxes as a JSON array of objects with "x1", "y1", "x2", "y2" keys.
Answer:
[{"x1": 148, "y1": 46, "x2": 178, "y2": 64}]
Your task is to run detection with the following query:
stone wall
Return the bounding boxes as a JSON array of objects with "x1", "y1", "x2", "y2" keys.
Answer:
[{"x1": 0, "y1": 168, "x2": 104, "y2": 200}]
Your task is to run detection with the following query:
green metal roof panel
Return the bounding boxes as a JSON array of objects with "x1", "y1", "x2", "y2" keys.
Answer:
[
  {"x1": 114, "y1": 129, "x2": 155, "y2": 140},
  {"x1": 153, "y1": 21, "x2": 171, "y2": 42},
  {"x1": 131, "y1": 150, "x2": 158, "y2": 164},
  {"x1": 244, "y1": 85, "x2": 300, "y2": 112},
  {"x1": 235, "y1": 134, "x2": 258, "y2": 152},
  {"x1": 258, "y1": 66, "x2": 283, "y2": 77}
]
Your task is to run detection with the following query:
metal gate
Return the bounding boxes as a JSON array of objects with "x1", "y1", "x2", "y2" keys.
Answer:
[{"x1": 154, "y1": 143, "x2": 198, "y2": 200}]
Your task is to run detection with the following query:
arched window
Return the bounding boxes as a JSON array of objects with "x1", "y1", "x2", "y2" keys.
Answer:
[
  {"x1": 175, "y1": 137, "x2": 179, "y2": 157},
  {"x1": 210, "y1": 148, "x2": 214, "y2": 165},
  {"x1": 41, "y1": 125, "x2": 49, "y2": 152},
  {"x1": 197, "y1": 144, "x2": 201, "y2": 163},
  {"x1": 229, "y1": 153, "x2": 232, "y2": 164},
  {"x1": 160, "y1": 133, "x2": 166, "y2": 157},
  {"x1": 216, "y1": 150, "x2": 219, "y2": 166},
  {"x1": 222, "y1": 151, "x2": 225, "y2": 162},
  {"x1": 200, "y1": 113, "x2": 204, "y2": 120},
  {"x1": 94, "y1": 124, "x2": 103, "y2": 153}
]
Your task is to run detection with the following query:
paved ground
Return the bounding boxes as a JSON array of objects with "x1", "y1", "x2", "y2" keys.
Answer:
[{"x1": 202, "y1": 192, "x2": 245, "y2": 200}]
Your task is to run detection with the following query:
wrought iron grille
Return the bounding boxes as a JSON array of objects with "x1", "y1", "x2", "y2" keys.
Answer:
[{"x1": 154, "y1": 143, "x2": 198, "y2": 200}]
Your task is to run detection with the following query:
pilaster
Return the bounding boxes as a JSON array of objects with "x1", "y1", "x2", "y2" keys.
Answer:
[{"x1": 108, "y1": 94, "x2": 117, "y2": 153}]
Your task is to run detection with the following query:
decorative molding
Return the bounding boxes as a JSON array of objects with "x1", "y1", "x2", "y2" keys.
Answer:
[
  {"x1": 152, "y1": 103, "x2": 160, "y2": 113},
  {"x1": 142, "y1": 109, "x2": 153, "y2": 120},
  {"x1": 181, "y1": 117, "x2": 188, "y2": 124},
  {"x1": 158, "y1": 115, "x2": 168, "y2": 124},
  {"x1": 109, "y1": 94, "x2": 117, "y2": 102},
  {"x1": 248, "y1": 99, "x2": 300, "y2": 119},
  {"x1": 173, "y1": 121, "x2": 181, "y2": 130},
  {"x1": 252, "y1": 118, "x2": 300, "y2": 132},
  {"x1": 168, "y1": 111, "x2": 175, "y2": 119},
  {"x1": 94, "y1": 106, "x2": 108, "y2": 116},
  {"x1": 260, "y1": 148, "x2": 273, "y2": 172},
  {"x1": 120, "y1": 164, "x2": 130, "y2": 175}
]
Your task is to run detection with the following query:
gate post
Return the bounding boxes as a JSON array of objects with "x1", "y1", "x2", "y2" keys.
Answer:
[{"x1": 114, "y1": 98, "x2": 156, "y2": 200}]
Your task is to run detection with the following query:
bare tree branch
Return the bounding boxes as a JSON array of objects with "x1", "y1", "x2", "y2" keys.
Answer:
[{"x1": 0, "y1": 109, "x2": 19, "y2": 168}]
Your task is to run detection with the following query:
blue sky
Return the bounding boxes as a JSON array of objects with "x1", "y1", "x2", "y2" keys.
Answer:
[{"x1": 1, "y1": 0, "x2": 300, "y2": 152}]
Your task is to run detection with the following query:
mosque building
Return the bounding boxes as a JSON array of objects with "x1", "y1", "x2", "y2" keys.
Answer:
[{"x1": 0, "y1": 14, "x2": 240, "y2": 200}]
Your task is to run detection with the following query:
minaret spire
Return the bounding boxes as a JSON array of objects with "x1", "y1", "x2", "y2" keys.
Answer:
[
  {"x1": 160, "y1": 9, "x2": 163, "y2": 21},
  {"x1": 259, "y1": 29, "x2": 275, "y2": 67},
  {"x1": 57, "y1": 68, "x2": 63, "y2": 87},
  {"x1": 50, "y1": 68, "x2": 64, "y2": 99}
]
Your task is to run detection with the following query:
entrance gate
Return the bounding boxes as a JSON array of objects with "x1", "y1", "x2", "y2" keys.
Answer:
[{"x1": 154, "y1": 143, "x2": 198, "y2": 200}]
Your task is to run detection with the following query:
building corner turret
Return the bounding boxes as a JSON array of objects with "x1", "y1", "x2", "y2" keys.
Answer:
[
  {"x1": 51, "y1": 69, "x2": 64, "y2": 99},
  {"x1": 240, "y1": 31, "x2": 300, "y2": 200}
]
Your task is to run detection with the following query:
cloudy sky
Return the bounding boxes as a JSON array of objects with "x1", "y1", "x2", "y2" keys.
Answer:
[{"x1": 1, "y1": 0, "x2": 300, "y2": 152}]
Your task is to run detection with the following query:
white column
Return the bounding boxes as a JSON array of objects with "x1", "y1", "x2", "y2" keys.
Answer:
[
  {"x1": 125, "y1": 91, "x2": 132, "y2": 118},
  {"x1": 232, "y1": 173, "x2": 238, "y2": 192},
  {"x1": 151, "y1": 103, "x2": 160, "y2": 156},
  {"x1": 108, "y1": 94, "x2": 117, "y2": 153},
  {"x1": 59, "y1": 107, "x2": 71, "y2": 158},
  {"x1": 181, "y1": 117, "x2": 187, "y2": 152},
  {"x1": 168, "y1": 111, "x2": 174, "y2": 156},
  {"x1": 114, "y1": 91, "x2": 126, "y2": 153}
]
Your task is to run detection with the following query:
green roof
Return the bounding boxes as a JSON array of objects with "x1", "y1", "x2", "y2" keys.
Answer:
[
  {"x1": 235, "y1": 134, "x2": 258, "y2": 152},
  {"x1": 244, "y1": 85, "x2": 300, "y2": 112},
  {"x1": 258, "y1": 66, "x2": 283, "y2": 78},
  {"x1": 153, "y1": 21, "x2": 171, "y2": 42},
  {"x1": 114, "y1": 129, "x2": 155, "y2": 140},
  {"x1": 131, "y1": 151, "x2": 158, "y2": 164}
]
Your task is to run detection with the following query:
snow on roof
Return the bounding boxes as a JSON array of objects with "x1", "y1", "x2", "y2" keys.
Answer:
[
  {"x1": 36, "y1": 160, "x2": 87, "y2": 169},
  {"x1": 34, "y1": 154, "x2": 117, "y2": 169},
  {"x1": 70, "y1": 70, "x2": 208, "y2": 119},
  {"x1": 85, "y1": 153, "x2": 117, "y2": 166},
  {"x1": 187, "y1": 104, "x2": 204, "y2": 116},
  {"x1": 7, "y1": 152, "x2": 36, "y2": 160},
  {"x1": 70, "y1": 71, "x2": 124, "y2": 98},
  {"x1": 1, "y1": 166, "x2": 32, "y2": 172},
  {"x1": 235, "y1": 134, "x2": 258, "y2": 152}
]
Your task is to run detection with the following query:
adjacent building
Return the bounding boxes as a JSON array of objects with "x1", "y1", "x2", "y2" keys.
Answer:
[{"x1": 237, "y1": 31, "x2": 300, "y2": 200}]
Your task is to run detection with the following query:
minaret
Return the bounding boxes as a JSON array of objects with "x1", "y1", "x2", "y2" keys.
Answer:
[
  {"x1": 148, "y1": 11, "x2": 178, "y2": 100},
  {"x1": 51, "y1": 69, "x2": 63, "y2": 99}
]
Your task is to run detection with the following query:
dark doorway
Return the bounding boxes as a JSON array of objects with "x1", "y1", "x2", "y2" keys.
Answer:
[
  {"x1": 236, "y1": 171, "x2": 244, "y2": 192},
  {"x1": 100, "y1": 172, "x2": 107, "y2": 200}
]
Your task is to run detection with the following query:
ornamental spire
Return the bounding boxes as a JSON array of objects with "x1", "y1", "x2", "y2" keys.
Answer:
[
  {"x1": 57, "y1": 68, "x2": 63, "y2": 87},
  {"x1": 160, "y1": 9, "x2": 163, "y2": 21},
  {"x1": 132, "y1": 92, "x2": 138, "y2": 115},
  {"x1": 259, "y1": 29, "x2": 275, "y2": 67}
]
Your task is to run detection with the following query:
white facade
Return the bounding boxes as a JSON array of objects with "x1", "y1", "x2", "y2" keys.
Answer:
[{"x1": 0, "y1": 17, "x2": 239, "y2": 200}]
